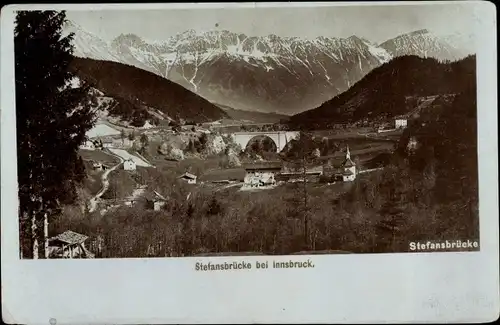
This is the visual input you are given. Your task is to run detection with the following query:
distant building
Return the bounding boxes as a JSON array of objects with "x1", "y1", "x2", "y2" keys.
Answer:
[
  {"x1": 394, "y1": 117, "x2": 408, "y2": 129},
  {"x1": 145, "y1": 190, "x2": 168, "y2": 211},
  {"x1": 179, "y1": 172, "x2": 197, "y2": 184},
  {"x1": 322, "y1": 146, "x2": 357, "y2": 182},
  {"x1": 79, "y1": 140, "x2": 96, "y2": 151},
  {"x1": 243, "y1": 161, "x2": 282, "y2": 187},
  {"x1": 123, "y1": 159, "x2": 136, "y2": 171},
  {"x1": 48, "y1": 230, "x2": 94, "y2": 259},
  {"x1": 92, "y1": 161, "x2": 103, "y2": 171},
  {"x1": 112, "y1": 138, "x2": 134, "y2": 149},
  {"x1": 277, "y1": 163, "x2": 323, "y2": 183},
  {"x1": 101, "y1": 137, "x2": 114, "y2": 148}
]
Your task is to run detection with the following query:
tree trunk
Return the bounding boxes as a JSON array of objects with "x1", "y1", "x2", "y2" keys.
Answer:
[
  {"x1": 44, "y1": 212, "x2": 49, "y2": 258},
  {"x1": 20, "y1": 211, "x2": 27, "y2": 259},
  {"x1": 31, "y1": 213, "x2": 39, "y2": 259},
  {"x1": 302, "y1": 156, "x2": 309, "y2": 250}
]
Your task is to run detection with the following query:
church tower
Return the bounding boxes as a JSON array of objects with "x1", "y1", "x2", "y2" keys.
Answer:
[{"x1": 342, "y1": 145, "x2": 356, "y2": 181}]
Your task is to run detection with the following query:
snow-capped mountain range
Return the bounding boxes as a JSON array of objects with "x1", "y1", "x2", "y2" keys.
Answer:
[{"x1": 64, "y1": 20, "x2": 474, "y2": 115}]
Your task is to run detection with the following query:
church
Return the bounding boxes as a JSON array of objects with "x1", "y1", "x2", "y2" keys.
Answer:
[{"x1": 322, "y1": 146, "x2": 357, "y2": 182}]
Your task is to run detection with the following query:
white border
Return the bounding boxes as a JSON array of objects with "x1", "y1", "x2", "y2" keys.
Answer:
[{"x1": 1, "y1": 2, "x2": 498, "y2": 324}]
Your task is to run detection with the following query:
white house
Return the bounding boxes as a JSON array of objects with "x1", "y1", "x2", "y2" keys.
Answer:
[
  {"x1": 243, "y1": 162, "x2": 282, "y2": 188},
  {"x1": 341, "y1": 169, "x2": 356, "y2": 182},
  {"x1": 395, "y1": 117, "x2": 408, "y2": 129},
  {"x1": 123, "y1": 159, "x2": 136, "y2": 171},
  {"x1": 92, "y1": 161, "x2": 103, "y2": 171},
  {"x1": 101, "y1": 138, "x2": 114, "y2": 148},
  {"x1": 179, "y1": 172, "x2": 197, "y2": 184}
]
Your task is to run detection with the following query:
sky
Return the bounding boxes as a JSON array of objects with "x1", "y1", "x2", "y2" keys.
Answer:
[{"x1": 66, "y1": 3, "x2": 478, "y2": 46}]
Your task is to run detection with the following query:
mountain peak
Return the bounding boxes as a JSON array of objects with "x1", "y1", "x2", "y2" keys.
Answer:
[
  {"x1": 112, "y1": 33, "x2": 145, "y2": 47},
  {"x1": 403, "y1": 29, "x2": 431, "y2": 38},
  {"x1": 347, "y1": 35, "x2": 363, "y2": 42}
]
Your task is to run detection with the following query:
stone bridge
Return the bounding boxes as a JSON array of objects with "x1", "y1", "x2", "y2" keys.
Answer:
[{"x1": 227, "y1": 131, "x2": 300, "y2": 153}]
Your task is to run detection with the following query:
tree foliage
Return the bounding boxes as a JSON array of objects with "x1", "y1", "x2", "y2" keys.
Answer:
[
  {"x1": 15, "y1": 10, "x2": 96, "y2": 258},
  {"x1": 290, "y1": 54, "x2": 476, "y2": 129}
]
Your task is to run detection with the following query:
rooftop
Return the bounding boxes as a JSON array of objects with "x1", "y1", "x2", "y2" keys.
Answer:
[
  {"x1": 144, "y1": 190, "x2": 168, "y2": 201},
  {"x1": 342, "y1": 158, "x2": 355, "y2": 168},
  {"x1": 179, "y1": 172, "x2": 197, "y2": 179},
  {"x1": 50, "y1": 230, "x2": 88, "y2": 245},
  {"x1": 324, "y1": 157, "x2": 346, "y2": 168},
  {"x1": 243, "y1": 161, "x2": 283, "y2": 171}
]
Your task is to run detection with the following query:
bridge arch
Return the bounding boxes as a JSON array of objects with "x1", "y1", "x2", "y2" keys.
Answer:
[
  {"x1": 229, "y1": 131, "x2": 300, "y2": 153},
  {"x1": 245, "y1": 135, "x2": 278, "y2": 153}
]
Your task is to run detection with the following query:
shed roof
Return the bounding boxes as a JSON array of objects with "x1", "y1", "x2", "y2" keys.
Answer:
[
  {"x1": 179, "y1": 172, "x2": 197, "y2": 179},
  {"x1": 50, "y1": 230, "x2": 88, "y2": 245},
  {"x1": 243, "y1": 161, "x2": 283, "y2": 170},
  {"x1": 144, "y1": 190, "x2": 167, "y2": 201}
]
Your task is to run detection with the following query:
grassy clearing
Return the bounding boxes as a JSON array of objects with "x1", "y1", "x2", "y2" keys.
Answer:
[
  {"x1": 79, "y1": 149, "x2": 121, "y2": 165},
  {"x1": 81, "y1": 160, "x2": 104, "y2": 196},
  {"x1": 199, "y1": 168, "x2": 245, "y2": 182},
  {"x1": 102, "y1": 169, "x2": 137, "y2": 200}
]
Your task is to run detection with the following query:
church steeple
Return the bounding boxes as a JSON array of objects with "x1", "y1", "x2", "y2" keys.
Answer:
[{"x1": 346, "y1": 145, "x2": 351, "y2": 160}]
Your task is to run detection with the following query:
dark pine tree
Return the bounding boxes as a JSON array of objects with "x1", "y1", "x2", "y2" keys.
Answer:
[
  {"x1": 140, "y1": 133, "x2": 149, "y2": 147},
  {"x1": 187, "y1": 139, "x2": 196, "y2": 153},
  {"x1": 206, "y1": 195, "x2": 222, "y2": 217},
  {"x1": 15, "y1": 11, "x2": 96, "y2": 259}
]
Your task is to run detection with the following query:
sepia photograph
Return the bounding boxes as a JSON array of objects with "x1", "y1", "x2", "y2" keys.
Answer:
[{"x1": 13, "y1": 3, "x2": 480, "y2": 259}]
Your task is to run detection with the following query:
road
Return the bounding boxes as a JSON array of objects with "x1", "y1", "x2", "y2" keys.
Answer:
[
  {"x1": 358, "y1": 167, "x2": 384, "y2": 174},
  {"x1": 215, "y1": 182, "x2": 243, "y2": 192},
  {"x1": 107, "y1": 148, "x2": 152, "y2": 167},
  {"x1": 88, "y1": 151, "x2": 124, "y2": 213}
]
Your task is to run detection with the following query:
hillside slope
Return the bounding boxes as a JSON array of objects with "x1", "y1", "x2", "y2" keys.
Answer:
[
  {"x1": 69, "y1": 57, "x2": 229, "y2": 124},
  {"x1": 217, "y1": 103, "x2": 289, "y2": 123},
  {"x1": 289, "y1": 55, "x2": 476, "y2": 128}
]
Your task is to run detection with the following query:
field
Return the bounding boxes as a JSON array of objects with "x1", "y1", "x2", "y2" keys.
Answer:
[
  {"x1": 101, "y1": 169, "x2": 137, "y2": 200},
  {"x1": 199, "y1": 168, "x2": 245, "y2": 182},
  {"x1": 81, "y1": 161, "x2": 104, "y2": 196},
  {"x1": 85, "y1": 123, "x2": 121, "y2": 138}
]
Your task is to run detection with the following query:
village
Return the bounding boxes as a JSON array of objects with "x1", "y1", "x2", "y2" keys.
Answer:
[{"x1": 45, "y1": 113, "x2": 412, "y2": 259}]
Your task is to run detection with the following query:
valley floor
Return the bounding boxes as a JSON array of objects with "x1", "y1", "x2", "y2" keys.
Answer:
[{"x1": 51, "y1": 125, "x2": 476, "y2": 258}]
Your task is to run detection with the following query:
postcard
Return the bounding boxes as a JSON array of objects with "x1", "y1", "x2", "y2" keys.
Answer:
[{"x1": 1, "y1": 1, "x2": 498, "y2": 324}]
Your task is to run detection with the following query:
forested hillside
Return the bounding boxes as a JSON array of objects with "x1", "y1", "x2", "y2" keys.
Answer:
[
  {"x1": 290, "y1": 55, "x2": 476, "y2": 129},
  {"x1": 69, "y1": 57, "x2": 229, "y2": 123}
]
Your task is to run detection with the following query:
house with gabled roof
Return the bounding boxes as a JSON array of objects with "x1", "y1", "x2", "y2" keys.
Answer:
[
  {"x1": 394, "y1": 115, "x2": 408, "y2": 129},
  {"x1": 48, "y1": 230, "x2": 95, "y2": 259},
  {"x1": 179, "y1": 172, "x2": 197, "y2": 184},
  {"x1": 123, "y1": 159, "x2": 136, "y2": 171},
  {"x1": 144, "y1": 190, "x2": 168, "y2": 211},
  {"x1": 243, "y1": 161, "x2": 282, "y2": 187}
]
